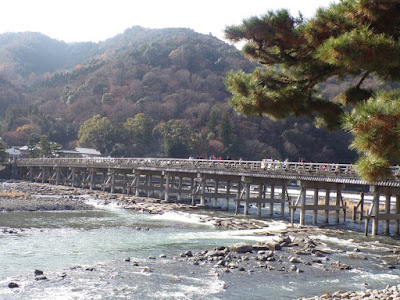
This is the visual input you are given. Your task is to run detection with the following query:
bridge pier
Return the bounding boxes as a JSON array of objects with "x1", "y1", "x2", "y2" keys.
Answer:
[
  {"x1": 385, "y1": 193, "x2": 391, "y2": 235},
  {"x1": 292, "y1": 182, "x2": 346, "y2": 226},
  {"x1": 325, "y1": 188, "x2": 330, "y2": 224},
  {"x1": 235, "y1": 178, "x2": 289, "y2": 217},
  {"x1": 299, "y1": 187, "x2": 306, "y2": 226},
  {"x1": 164, "y1": 173, "x2": 170, "y2": 202},
  {"x1": 200, "y1": 177, "x2": 206, "y2": 206},
  {"x1": 176, "y1": 176, "x2": 182, "y2": 200},
  {"x1": 396, "y1": 195, "x2": 400, "y2": 235},
  {"x1": 213, "y1": 179, "x2": 219, "y2": 207},
  {"x1": 372, "y1": 190, "x2": 380, "y2": 236},
  {"x1": 363, "y1": 186, "x2": 400, "y2": 236},
  {"x1": 257, "y1": 184, "x2": 263, "y2": 216},
  {"x1": 270, "y1": 184, "x2": 275, "y2": 217},
  {"x1": 226, "y1": 180, "x2": 231, "y2": 210},
  {"x1": 313, "y1": 188, "x2": 318, "y2": 225},
  {"x1": 135, "y1": 171, "x2": 140, "y2": 196}
]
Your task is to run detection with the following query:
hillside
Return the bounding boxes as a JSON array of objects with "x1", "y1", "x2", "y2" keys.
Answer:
[{"x1": 0, "y1": 27, "x2": 356, "y2": 162}]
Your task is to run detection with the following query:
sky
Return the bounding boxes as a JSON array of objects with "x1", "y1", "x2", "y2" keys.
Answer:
[{"x1": 0, "y1": 0, "x2": 338, "y2": 44}]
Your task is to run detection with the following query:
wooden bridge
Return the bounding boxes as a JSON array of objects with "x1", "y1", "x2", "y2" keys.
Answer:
[{"x1": 14, "y1": 157, "x2": 400, "y2": 236}]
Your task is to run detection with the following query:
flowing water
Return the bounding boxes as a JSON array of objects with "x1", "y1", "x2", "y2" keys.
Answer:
[{"x1": 1, "y1": 191, "x2": 400, "y2": 299}]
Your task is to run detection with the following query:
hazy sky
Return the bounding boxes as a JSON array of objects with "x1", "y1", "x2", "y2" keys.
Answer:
[{"x1": 1, "y1": 0, "x2": 337, "y2": 43}]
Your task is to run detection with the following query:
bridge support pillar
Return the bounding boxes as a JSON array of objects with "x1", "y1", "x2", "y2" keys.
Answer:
[
  {"x1": 372, "y1": 190, "x2": 380, "y2": 236},
  {"x1": 257, "y1": 184, "x2": 263, "y2": 217},
  {"x1": 270, "y1": 184, "x2": 275, "y2": 216},
  {"x1": 200, "y1": 177, "x2": 206, "y2": 206},
  {"x1": 226, "y1": 181, "x2": 231, "y2": 210},
  {"x1": 110, "y1": 172, "x2": 116, "y2": 194},
  {"x1": 55, "y1": 169, "x2": 61, "y2": 185},
  {"x1": 281, "y1": 185, "x2": 286, "y2": 216},
  {"x1": 244, "y1": 183, "x2": 250, "y2": 215},
  {"x1": 122, "y1": 174, "x2": 127, "y2": 194},
  {"x1": 236, "y1": 181, "x2": 242, "y2": 201},
  {"x1": 190, "y1": 178, "x2": 195, "y2": 205},
  {"x1": 89, "y1": 172, "x2": 95, "y2": 191},
  {"x1": 384, "y1": 193, "x2": 391, "y2": 235},
  {"x1": 213, "y1": 179, "x2": 219, "y2": 207},
  {"x1": 396, "y1": 195, "x2": 400, "y2": 235},
  {"x1": 135, "y1": 171, "x2": 140, "y2": 197},
  {"x1": 177, "y1": 176, "x2": 182, "y2": 201},
  {"x1": 313, "y1": 188, "x2": 318, "y2": 225},
  {"x1": 149, "y1": 175, "x2": 154, "y2": 197},
  {"x1": 71, "y1": 170, "x2": 76, "y2": 187},
  {"x1": 81, "y1": 171, "x2": 87, "y2": 189},
  {"x1": 325, "y1": 189, "x2": 330, "y2": 224},
  {"x1": 159, "y1": 175, "x2": 164, "y2": 199},
  {"x1": 101, "y1": 172, "x2": 107, "y2": 191},
  {"x1": 299, "y1": 187, "x2": 306, "y2": 225},
  {"x1": 164, "y1": 173, "x2": 170, "y2": 202},
  {"x1": 29, "y1": 167, "x2": 34, "y2": 181},
  {"x1": 336, "y1": 190, "x2": 342, "y2": 224}
]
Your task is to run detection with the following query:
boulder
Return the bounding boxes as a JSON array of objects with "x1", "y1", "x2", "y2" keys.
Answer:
[
  {"x1": 229, "y1": 243, "x2": 253, "y2": 253},
  {"x1": 34, "y1": 269, "x2": 44, "y2": 276},
  {"x1": 289, "y1": 257, "x2": 302, "y2": 264},
  {"x1": 8, "y1": 282, "x2": 19, "y2": 288},
  {"x1": 253, "y1": 241, "x2": 281, "y2": 251},
  {"x1": 255, "y1": 255, "x2": 267, "y2": 262}
]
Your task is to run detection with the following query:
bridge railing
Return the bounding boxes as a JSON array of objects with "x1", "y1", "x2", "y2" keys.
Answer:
[{"x1": 14, "y1": 157, "x2": 367, "y2": 177}]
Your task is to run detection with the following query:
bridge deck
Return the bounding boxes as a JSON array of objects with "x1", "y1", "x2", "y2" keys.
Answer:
[{"x1": 15, "y1": 157, "x2": 400, "y2": 186}]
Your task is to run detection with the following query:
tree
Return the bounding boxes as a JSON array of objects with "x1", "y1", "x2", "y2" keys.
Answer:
[
  {"x1": 218, "y1": 112, "x2": 233, "y2": 147},
  {"x1": 207, "y1": 106, "x2": 220, "y2": 134},
  {"x1": 77, "y1": 114, "x2": 116, "y2": 155},
  {"x1": 225, "y1": 0, "x2": 400, "y2": 181},
  {"x1": 101, "y1": 93, "x2": 113, "y2": 104},
  {"x1": 342, "y1": 90, "x2": 400, "y2": 182},
  {"x1": 154, "y1": 119, "x2": 194, "y2": 158},
  {"x1": 27, "y1": 136, "x2": 39, "y2": 158},
  {"x1": 39, "y1": 135, "x2": 52, "y2": 157},
  {"x1": 0, "y1": 139, "x2": 7, "y2": 162},
  {"x1": 123, "y1": 113, "x2": 153, "y2": 156}
]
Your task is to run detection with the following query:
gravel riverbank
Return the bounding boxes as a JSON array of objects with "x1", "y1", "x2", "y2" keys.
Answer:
[{"x1": 0, "y1": 181, "x2": 93, "y2": 211}]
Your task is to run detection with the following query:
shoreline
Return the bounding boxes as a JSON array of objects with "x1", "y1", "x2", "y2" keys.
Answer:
[{"x1": 1, "y1": 180, "x2": 400, "y2": 299}]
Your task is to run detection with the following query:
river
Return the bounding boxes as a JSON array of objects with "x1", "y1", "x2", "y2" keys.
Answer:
[{"x1": 1, "y1": 189, "x2": 400, "y2": 299}]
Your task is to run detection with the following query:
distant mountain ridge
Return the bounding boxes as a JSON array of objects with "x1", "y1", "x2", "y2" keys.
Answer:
[
  {"x1": 0, "y1": 26, "x2": 356, "y2": 163},
  {"x1": 0, "y1": 27, "x2": 208, "y2": 79}
]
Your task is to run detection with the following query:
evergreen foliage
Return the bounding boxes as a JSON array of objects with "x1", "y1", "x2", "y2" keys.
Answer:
[
  {"x1": 39, "y1": 136, "x2": 51, "y2": 157},
  {"x1": 225, "y1": 0, "x2": 400, "y2": 181},
  {"x1": 0, "y1": 139, "x2": 7, "y2": 162},
  {"x1": 154, "y1": 120, "x2": 194, "y2": 158},
  {"x1": 78, "y1": 114, "x2": 116, "y2": 156}
]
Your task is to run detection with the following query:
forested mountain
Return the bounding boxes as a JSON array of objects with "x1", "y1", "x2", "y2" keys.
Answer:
[{"x1": 0, "y1": 26, "x2": 356, "y2": 162}]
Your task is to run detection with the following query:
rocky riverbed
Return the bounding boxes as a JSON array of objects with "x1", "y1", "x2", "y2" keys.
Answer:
[
  {"x1": 301, "y1": 284, "x2": 400, "y2": 299},
  {"x1": 0, "y1": 181, "x2": 93, "y2": 211},
  {"x1": 1, "y1": 180, "x2": 400, "y2": 299}
]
